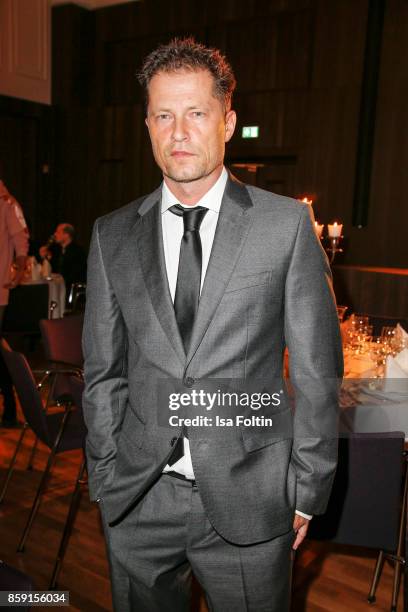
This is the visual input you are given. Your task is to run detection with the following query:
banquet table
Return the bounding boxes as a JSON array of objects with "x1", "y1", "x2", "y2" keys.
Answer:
[
  {"x1": 3, "y1": 274, "x2": 66, "y2": 333},
  {"x1": 340, "y1": 351, "x2": 408, "y2": 439}
]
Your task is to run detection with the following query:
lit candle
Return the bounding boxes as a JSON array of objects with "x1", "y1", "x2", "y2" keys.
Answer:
[
  {"x1": 300, "y1": 197, "x2": 313, "y2": 206},
  {"x1": 328, "y1": 222, "x2": 343, "y2": 237},
  {"x1": 314, "y1": 221, "x2": 324, "y2": 238}
]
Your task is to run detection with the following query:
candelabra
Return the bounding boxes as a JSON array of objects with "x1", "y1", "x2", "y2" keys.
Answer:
[
  {"x1": 325, "y1": 235, "x2": 343, "y2": 264},
  {"x1": 300, "y1": 197, "x2": 344, "y2": 265},
  {"x1": 314, "y1": 221, "x2": 344, "y2": 265}
]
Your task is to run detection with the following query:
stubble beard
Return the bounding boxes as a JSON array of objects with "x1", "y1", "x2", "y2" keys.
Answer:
[{"x1": 162, "y1": 157, "x2": 221, "y2": 184}]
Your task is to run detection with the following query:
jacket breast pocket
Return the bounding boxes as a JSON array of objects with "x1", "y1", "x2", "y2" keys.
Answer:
[{"x1": 225, "y1": 271, "x2": 270, "y2": 294}]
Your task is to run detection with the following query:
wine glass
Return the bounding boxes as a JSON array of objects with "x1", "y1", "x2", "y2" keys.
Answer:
[
  {"x1": 381, "y1": 326, "x2": 398, "y2": 356},
  {"x1": 352, "y1": 314, "x2": 370, "y2": 331},
  {"x1": 369, "y1": 337, "x2": 388, "y2": 378}
]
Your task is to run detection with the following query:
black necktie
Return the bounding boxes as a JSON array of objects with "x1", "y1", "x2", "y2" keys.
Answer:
[
  {"x1": 166, "y1": 204, "x2": 207, "y2": 468},
  {"x1": 169, "y1": 204, "x2": 208, "y2": 353}
]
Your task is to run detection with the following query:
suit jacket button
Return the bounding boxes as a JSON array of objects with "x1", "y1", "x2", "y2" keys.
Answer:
[
  {"x1": 170, "y1": 437, "x2": 178, "y2": 447},
  {"x1": 184, "y1": 376, "x2": 195, "y2": 388}
]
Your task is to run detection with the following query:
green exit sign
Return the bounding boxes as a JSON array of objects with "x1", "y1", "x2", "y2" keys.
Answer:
[{"x1": 242, "y1": 126, "x2": 259, "y2": 138}]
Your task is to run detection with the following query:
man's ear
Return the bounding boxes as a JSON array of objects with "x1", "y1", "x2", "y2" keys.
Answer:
[{"x1": 224, "y1": 110, "x2": 237, "y2": 143}]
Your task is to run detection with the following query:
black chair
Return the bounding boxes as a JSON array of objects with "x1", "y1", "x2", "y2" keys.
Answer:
[
  {"x1": 40, "y1": 315, "x2": 83, "y2": 370},
  {"x1": 23, "y1": 315, "x2": 84, "y2": 472},
  {"x1": 38, "y1": 314, "x2": 83, "y2": 407},
  {"x1": 0, "y1": 341, "x2": 32, "y2": 504},
  {"x1": 308, "y1": 432, "x2": 407, "y2": 611},
  {"x1": 0, "y1": 339, "x2": 86, "y2": 554},
  {"x1": 0, "y1": 561, "x2": 33, "y2": 611}
]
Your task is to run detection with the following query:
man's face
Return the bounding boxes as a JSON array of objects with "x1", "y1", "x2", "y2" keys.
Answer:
[
  {"x1": 54, "y1": 224, "x2": 67, "y2": 244},
  {"x1": 145, "y1": 69, "x2": 236, "y2": 186}
]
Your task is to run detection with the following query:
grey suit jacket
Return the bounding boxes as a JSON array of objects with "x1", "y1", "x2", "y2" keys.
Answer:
[{"x1": 82, "y1": 173, "x2": 343, "y2": 545}]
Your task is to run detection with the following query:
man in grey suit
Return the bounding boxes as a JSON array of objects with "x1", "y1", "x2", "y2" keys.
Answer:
[{"x1": 83, "y1": 38, "x2": 343, "y2": 611}]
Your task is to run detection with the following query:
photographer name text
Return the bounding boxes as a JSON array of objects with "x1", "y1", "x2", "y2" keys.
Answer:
[{"x1": 169, "y1": 415, "x2": 273, "y2": 427}]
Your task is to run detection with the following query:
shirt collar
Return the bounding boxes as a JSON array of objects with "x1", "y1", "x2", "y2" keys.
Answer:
[{"x1": 161, "y1": 167, "x2": 228, "y2": 214}]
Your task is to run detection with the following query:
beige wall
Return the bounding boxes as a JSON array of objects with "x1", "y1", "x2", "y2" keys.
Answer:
[{"x1": 0, "y1": 0, "x2": 51, "y2": 105}]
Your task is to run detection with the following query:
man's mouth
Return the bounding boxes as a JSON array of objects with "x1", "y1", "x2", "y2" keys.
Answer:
[{"x1": 170, "y1": 151, "x2": 195, "y2": 157}]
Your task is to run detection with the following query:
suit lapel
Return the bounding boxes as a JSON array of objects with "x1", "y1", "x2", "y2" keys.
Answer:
[
  {"x1": 186, "y1": 175, "x2": 254, "y2": 365},
  {"x1": 131, "y1": 175, "x2": 254, "y2": 369},
  {"x1": 134, "y1": 188, "x2": 186, "y2": 366}
]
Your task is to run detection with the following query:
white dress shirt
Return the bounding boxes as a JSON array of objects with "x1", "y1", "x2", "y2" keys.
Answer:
[
  {"x1": 161, "y1": 167, "x2": 227, "y2": 479},
  {"x1": 160, "y1": 166, "x2": 312, "y2": 521}
]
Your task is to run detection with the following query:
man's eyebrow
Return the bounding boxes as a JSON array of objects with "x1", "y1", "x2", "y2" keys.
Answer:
[
  {"x1": 153, "y1": 105, "x2": 209, "y2": 113},
  {"x1": 186, "y1": 104, "x2": 209, "y2": 110}
]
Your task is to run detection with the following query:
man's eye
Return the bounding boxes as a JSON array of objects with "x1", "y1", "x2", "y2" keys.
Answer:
[
  {"x1": 192, "y1": 111, "x2": 205, "y2": 117},
  {"x1": 157, "y1": 114, "x2": 170, "y2": 120}
]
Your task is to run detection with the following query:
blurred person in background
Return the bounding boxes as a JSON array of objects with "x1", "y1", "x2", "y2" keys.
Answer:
[
  {"x1": 40, "y1": 223, "x2": 87, "y2": 300},
  {"x1": 0, "y1": 180, "x2": 29, "y2": 427}
]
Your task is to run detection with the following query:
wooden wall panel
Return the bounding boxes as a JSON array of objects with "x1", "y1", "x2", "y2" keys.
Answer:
[
  {"x1": 295, "y1": 0, "x2": 368, "y2": 227},
  {"x1": 52, "y1": 4, "x2": 95, "y2": 108},
  {"x1": 206, "y1": 0, "x2": 313, "y2": 23},
  {"x1": 11, "y1": 0, "x2": 47, "y2": 80},
  {"x1": 0, "y1": 114, "x2": 38, "y2": 222},
  {"x1": 0, "y1": 95, "x2": 54, "y2": 243},
  {"x1": 333, "y1": 266, "x2": 408, "y2": 319},
  {"x1": 0, "y1": 0, "x2": 50, "y2": 104},
  {"x1": 275, "y1": 9, "x2": 314, "y2": 89},
  {"x1": 95, "y1": 160, "x2": 124, "y2": 216},
  {"x1": 345, "y1": 0, "x2": 408, "y2": 268},
  {"x1": 294, "y1": 87, "x2": 363, "y2": 223},
  {"x1": 52, "y1": 104, "x2": 143, "y2": 244},
  {"x1": 229, "y1": 91, "x2": 287, "y2": 152},
  {"x1": 210, "y1": 10, "x2": 312, "y2": 93},
  {"x1": 311, "y1": 0, "x2": 369, "y2": 88},
  {"x1": 211, "y1": 21, "x2": 280, "y2": 93},
  {"x1": 103, "y1": 39, "x2": 143, "y2": 105}
]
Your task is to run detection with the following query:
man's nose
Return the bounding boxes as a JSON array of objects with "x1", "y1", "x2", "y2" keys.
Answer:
[{"x1": 171, "y1": 117, "x2": 188, "y2": 141}]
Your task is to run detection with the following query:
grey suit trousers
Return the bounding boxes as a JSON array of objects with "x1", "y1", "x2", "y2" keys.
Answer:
[{"x1": 100, "y1": 474, "x2": 295, "y2": 612}]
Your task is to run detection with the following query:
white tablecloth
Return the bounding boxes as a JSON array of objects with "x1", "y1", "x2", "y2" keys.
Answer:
[{"x1": 340, "y1": 352, "x2": 408, "y2": 438}]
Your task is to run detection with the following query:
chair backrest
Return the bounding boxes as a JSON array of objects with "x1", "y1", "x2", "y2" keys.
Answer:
[
  {"x1": 0, "y1": 339, "x2": 50, "y2": 446},
  {"x1": 40, "y1": 314, "x2": 84, "y2": 367},
  {"x1": 308, "y1": 432, "x2": 405, "y2": 552}
]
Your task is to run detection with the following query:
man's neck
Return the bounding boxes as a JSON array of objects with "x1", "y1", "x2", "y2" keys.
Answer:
[{"x1": 163, "y1": 166, "x2": 224, "y2": 206}]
